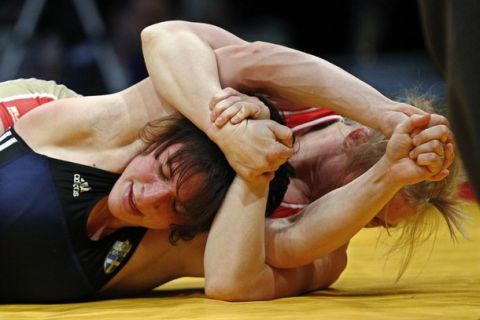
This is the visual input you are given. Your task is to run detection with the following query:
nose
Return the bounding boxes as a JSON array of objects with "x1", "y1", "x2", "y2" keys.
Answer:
[{"x1": 139, "y1": 181, "x2": 175, "y2": 209}]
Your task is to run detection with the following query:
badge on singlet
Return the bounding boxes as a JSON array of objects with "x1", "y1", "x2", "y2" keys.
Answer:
[{"x1": 104, "y1": 240, "x2": 133, "y2": 274}]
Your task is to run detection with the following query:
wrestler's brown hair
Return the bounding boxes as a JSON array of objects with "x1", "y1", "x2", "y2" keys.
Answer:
[{"x1": 141, "y1": 108, "x2": 293, "y2": 244}]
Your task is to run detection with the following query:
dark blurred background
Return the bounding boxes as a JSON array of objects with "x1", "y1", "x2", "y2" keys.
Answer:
[{"x1": 0, "y1": 0, "x2": 444, "y2": 99}]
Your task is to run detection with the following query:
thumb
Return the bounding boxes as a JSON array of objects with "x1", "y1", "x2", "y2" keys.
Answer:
[
  {"x1": 268, "y1": 121, "x2": 293, "y2": 148},
  {"x1": 396, "y1": 114, "x2": 431, "y2": 135}
]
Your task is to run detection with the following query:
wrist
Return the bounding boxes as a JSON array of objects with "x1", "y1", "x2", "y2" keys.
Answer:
[
  {"x1": 233, "y1": 175, "x2": 269, "y2": 200},
  {"x1": 370, "y1": 156, "x2": 404, "y2": 191},
  {"x1": 205, "y1": 121, "x2": 235, "y2": 150}
]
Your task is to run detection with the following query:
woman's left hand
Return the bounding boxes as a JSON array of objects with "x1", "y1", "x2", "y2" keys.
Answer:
[
  {"x1": 210, "y1": 87, "x2": 270, "y2": 126},
  {"x1": 384, "y1": 114, "x2": 453, "y2": 186}
]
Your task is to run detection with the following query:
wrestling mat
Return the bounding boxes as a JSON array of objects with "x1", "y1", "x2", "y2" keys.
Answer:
[{"x1": 1, "y1": 203, "x2": 479, "y2": 320}]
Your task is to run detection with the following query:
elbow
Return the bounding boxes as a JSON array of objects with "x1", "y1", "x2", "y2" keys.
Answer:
[
  {"x1": 322, "y1": 248, "x2": 348, "y2": 289},
  {"x1": 141, "y1": 20, "x2": 191, "y2": 46},
  {"x1": 204, "y1": 277, "x2": 262, "y2": 302}
]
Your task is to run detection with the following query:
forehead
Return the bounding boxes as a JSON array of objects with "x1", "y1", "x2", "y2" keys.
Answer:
[
  {"x1": 159, "y1": 144, "x2": 207, "y2": 199},
  {"x1": 154, "y1": 143, "x2": 183, "y2": 160}
]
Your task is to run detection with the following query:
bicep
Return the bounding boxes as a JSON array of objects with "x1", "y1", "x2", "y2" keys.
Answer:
[
  {"x1": 267, "y1": 248, "x2": 347, "y2": 299},
  {"x1": 14, "y1": 98, "x2": 95, "y2": 148}
]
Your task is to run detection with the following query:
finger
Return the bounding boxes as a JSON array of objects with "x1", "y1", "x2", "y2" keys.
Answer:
[
  {"x1": 397, "y1": 103, "x2": 428, "y2": 116},
  {"x1": 267, "y1": 144, "x2": 294, "y2": 165},
  {"x1": 417, "y1": 152, "x2": 444, "y2": 174},
  {"x1": 428, "y1": 114, "x2": 454, "y2": 145},
  {"x1": 396, "y1": 114, "x2": 431, "y2": 135},
  {"x1": 409, "y1": 139, "x2": 444, "y2": 159},
  {"x1": 268, "y1": 121, "x2": 294, "y2": 148},
  {"x1": 412, "y1": 124, "x2": 450, "y2": 146},
  {"x1": 210, "y1": 87, "x2": 241, "y2": 110},
  {"x1": 215, "y1": 104, "x2": 241, "y2": 127},
  {"x1": 211, "y1": 96, "x2": 242, "y2": 122},
  {"x1": 441, "y1": 142, "x2": 454, "y2": 171},
  {"x1": 410, "y1": 127, "x2": 423, "y2": 139},
  {"x1": 427, "y1": 169, "x2": 450, "y2": 182},
  {"x1": 428, "y1": 114, "x2": 450, "y2": 127},
  {"x1": 231, "y1": 104, "x2": 262, "y2": 124}
]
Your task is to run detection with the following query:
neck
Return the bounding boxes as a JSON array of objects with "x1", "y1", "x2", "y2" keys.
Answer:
[
  {"x1": 87, "y1": 197, "x2": 125, "y2": 240},
  {"x1": 286, "y1": 123, "x2": 351, "y2": 203}
]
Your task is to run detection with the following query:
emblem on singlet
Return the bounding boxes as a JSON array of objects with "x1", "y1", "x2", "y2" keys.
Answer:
[
  {"x1": 73, "y1": 173, "x2": 91, "y2": 197},
  {"x1": 104, "y1": 240, "x2": 133, "y2": 274},
  {"x1": 6, "y1": 106, "x2": 20, "y2": 123}
]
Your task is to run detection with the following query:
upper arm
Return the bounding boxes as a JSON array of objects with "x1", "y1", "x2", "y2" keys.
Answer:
[
  {"x1": 14, "y1": 98, "x2": 91, "y2": 148},
  {"x1": 14, "y1": 95, "x2": 128, "y2": 151}
]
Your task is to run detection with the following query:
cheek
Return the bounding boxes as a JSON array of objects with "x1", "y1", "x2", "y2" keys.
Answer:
[
  {"x1": 107, "y1": 183, "x2": 121, "y2": 216},
  {"x1": 384, "y1": 198, "x2": 416, "y2": 225},
  {"x1": 108, "y1": 178, "x2": 129, "y2": 216}
]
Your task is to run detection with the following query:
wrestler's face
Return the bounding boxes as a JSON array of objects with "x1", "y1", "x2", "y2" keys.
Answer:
[
  {"x1": 108, "y1": 144, "x2": 205, "y2": 229},
  {"x1": 365, "y1": 192, "x2": 417, "y2": 228}
]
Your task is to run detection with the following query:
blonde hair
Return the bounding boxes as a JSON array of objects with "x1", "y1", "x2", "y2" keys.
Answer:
[{"x1": 346, "y1": 93, "x2": 468, "y2": 279}]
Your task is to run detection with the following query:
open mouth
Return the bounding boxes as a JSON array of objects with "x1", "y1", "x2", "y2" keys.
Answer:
[{"x1": 129, "y1": 185, "x2": 144, "y2": 217}]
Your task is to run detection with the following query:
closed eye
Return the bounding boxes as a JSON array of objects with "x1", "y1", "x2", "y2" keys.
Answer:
[{"x1": 159, "y1": 161, "x2": 172, "y2": 180}]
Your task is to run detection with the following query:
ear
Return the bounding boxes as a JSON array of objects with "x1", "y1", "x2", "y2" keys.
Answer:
[{"x1": 343, "y1": 127, "x2": 370, "y2": 149}]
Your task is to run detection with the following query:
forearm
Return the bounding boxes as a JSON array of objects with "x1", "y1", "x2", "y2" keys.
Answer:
[
  {"x1": 265, "y1": 156, "x2": 401, "y2": 268},
  {"x1": 204, "y1": 177, "x2": 347, "y2": 301},
  {"x1": 204, "y1": 176, "x2": 271, "y2": 300},
  {"x1": 141, "y1": 21, "x2": 246, "y2": 141},
  {"x1": 215, "y1": 41, "x2": 406, "y2": 131}
]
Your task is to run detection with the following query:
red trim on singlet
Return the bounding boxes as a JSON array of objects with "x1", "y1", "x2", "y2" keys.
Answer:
[
  {"x1": 0, "y1": 95, "x2": 55, "y2": 129},
  {"x1": 271, "y1": 206, "x2": 302, "y2": 219},
  {"x1": 280, "y1": 108, "x2": 340, "y2": 131},
  {"x1": 271, "y1": 107, "x2": 341, "y2": 219},
  {"x1": 459, "y1": 182, "x2": 477, "y2": 201}
]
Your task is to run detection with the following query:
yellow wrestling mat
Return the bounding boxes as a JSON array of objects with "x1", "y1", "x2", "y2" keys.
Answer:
[{"x1": 2, "y1": 203, "x2": 479, "y2": 320}]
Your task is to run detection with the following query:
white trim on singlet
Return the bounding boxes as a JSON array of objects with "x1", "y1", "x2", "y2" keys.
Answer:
[
  {"x1": 279, "y1": 202, "x2": 307, "y2": 209},
  {"x1": 0, "y1": 131, "x2": 17, "y2": 152},
  {"x1": 291, "y1": 114, "x2": 343, "y2": 133},
  {"x1": 279, "y1": 107, "x2": 319, "y2": 115},
  {"x1": 0, "y1": 130, "x2": 12, "y2": 143}
]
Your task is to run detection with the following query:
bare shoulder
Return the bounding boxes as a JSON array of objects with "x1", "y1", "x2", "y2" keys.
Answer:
[
  {"x1": 12, "y1": 79, "x2": 177, "y2": 171},
  {"x1": 14, "y1": 93, "x2": 144, "y2": 171}
]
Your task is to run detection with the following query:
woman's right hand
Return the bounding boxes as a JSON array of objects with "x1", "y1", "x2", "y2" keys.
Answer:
[{"x1": 215, "y1": 118, "x2": 294, "y2": 185}]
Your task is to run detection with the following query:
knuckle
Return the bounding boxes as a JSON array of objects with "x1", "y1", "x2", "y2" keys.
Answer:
[
  {"x1": 224, "y1": 87, "x2": 236, "y2": 94},
  {"x1": 213, "y1": 103, "x2": 226, "y2": 114},
  {"x1": 227, "y1": 96, "x2": 241, "y2": 105},
  {"x1": 431, "y1": 140, "x2": 442, "y2": 149},
  {"x1": 439, "y1": 125, "x2": 449, "y2": 134}
]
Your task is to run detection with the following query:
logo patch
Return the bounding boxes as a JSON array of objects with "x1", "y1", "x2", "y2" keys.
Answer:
[
  {"x1": 73, "y1": 173, "x2": 91, "y2": 197},
  {"x1": 104, "y1": 240, "x2": 133, "y2": 274},
  {"x1": 6, "y1": 106, "x2": 20, "y2": 123}
]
